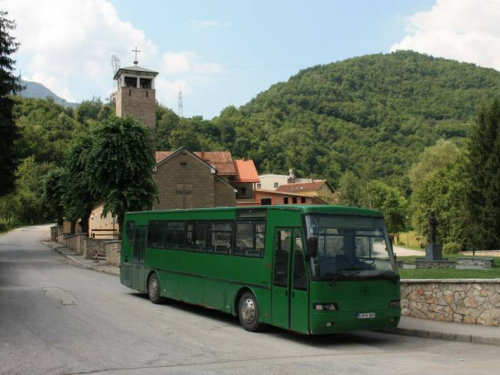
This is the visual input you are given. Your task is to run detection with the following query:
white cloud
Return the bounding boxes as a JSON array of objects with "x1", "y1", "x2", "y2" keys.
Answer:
[
  {"x1": 162, "y1": 52, "x2": 222, "y2": 75},
  {"x1": 391, "y1": 0, "x2": 500, "y2": 70},
  {"x1": 4, "y1": 0, "x2": 156, "y2": 101},
  {"x1": 190, "y1": 19, "x2": 231, "y2": 32}
]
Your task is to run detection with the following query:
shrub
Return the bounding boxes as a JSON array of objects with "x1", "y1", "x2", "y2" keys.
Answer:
[
  {"x1": 397, "y1": 241, "x2": 406, "y2": 246},
  {"x1": 443, "y1": 242, "x2": 462, "y2": 254}
]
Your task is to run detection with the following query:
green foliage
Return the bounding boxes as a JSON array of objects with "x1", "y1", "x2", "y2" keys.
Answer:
[
  {"x1": 74, "y1": 97, "x2": 104, "y2": 124},
  {"x1": 62, "y1": 134, "x2": 97, "y2": 233},
  {"x1": 88, "y1": 116, "x2": 157, "y2": 231},
  {"x1": 42, "y1": 168, "x2": 67, "y2": 225},
  {"x1": 367, "y1": 180, "x2": 408, "y2": 234},
  {"x1": 0, "y1": 11, "x2": 22, "y2": 196},
  {"x1": 215, "y1": 51, "x2": 500, "y2": 188},
  {"x1": 411, "y1": 152, "x2": 470, "y2": 247},
  {"x1": 443, "y1": 242, "x2": 462, "y2": 254},
  {"x1": 14, "y1": 156, "x2": 53, "y2": 223},
  {"x1": 13, "y1": 97, "x2": 81, "y2": 164},
  {"x1": 466, "y1": 100, "x2": 500, "y2": 249},
  {"x1": 409, "y1": 139, "x2": 461, "y2": 191},
  {"x1": 337, "y1": 171, "x2": 364, "y2": 206}
]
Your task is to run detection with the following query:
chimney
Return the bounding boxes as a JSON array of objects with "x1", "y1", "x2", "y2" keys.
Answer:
[{"x1": 289, "y1": 168, "x2": 295, "y2": 182}]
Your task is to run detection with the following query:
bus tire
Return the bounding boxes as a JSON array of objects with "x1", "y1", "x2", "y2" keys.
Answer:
[
  {"x1": 147, "y1": 273, "x2": 164, "y2": 304},
  {"x1": 238, "y1": 291, "x2": 264, "y2": 332}
]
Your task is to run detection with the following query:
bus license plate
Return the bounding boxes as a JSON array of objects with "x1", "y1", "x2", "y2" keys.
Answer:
[{"x1": 357, "y1": 312, "x2": 376, "y2": 319}]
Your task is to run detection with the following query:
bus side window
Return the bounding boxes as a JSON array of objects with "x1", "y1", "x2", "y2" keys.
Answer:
[
  {"x1": 235, "y1": 221, "x2": 266, "y2": 257},
  {"x1": 274, "y1": 230, "x2": 291, "y2": 287},
  {"x1": 147, "y1": 220, "x2": 167, "y2": 248},
  {"x1": 293, "y1": 231, "x2": 307, "y2": 290},
  {"x1": 125, "y1": 220, "x2": 135, "y2": 247},
  {"x1": 186, "y1": 222, "x2": 207, "y2": 251},
  {"x1": 165, "y1": 221, "x2": 185, "y2": 249},
  {"x1": 207, "y1": 222, "x2": 233, "y2": 254}
]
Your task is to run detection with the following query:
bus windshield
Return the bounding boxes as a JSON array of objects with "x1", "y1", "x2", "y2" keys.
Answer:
[{"x1": 305, "y1": 214, "x2": 398, "y2": 281}]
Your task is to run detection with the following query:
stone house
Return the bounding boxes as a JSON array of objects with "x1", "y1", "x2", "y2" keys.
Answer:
[{"x1": 153, "y1": 147, "x2": 260, "y2": 209}]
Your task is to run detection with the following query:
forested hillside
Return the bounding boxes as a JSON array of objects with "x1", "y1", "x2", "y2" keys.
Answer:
[{"x1": 213, "y1": 51, "x2": 500, "y2": 192}]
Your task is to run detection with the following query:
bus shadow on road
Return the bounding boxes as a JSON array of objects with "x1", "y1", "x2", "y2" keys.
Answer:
[{"x1": 127, "y1": 292, "x2": 397, "y2": 348}]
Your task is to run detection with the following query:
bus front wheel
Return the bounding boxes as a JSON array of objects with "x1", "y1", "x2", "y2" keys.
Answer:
[
  {"x1": 238, "y1": 292, "x2": 264, "y2": 332},
  {"x1": 148, "y1": 273, "x2": 164, "y2": 304}
]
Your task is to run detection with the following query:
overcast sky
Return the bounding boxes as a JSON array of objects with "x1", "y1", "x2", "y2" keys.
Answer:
[{"x1": 4, "y1": 0, "x2": 500, "y2": 118}]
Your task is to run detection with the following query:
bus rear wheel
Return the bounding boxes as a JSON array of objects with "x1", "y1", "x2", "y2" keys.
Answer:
[
  {"x1": 238, "y1": 292, "x2": 264, "y2": 332},
  {"x1": 148, "y1": 273, "x2": 164, "y2": 304}
]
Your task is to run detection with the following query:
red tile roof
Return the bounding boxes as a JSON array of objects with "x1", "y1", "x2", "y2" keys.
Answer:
[
  {"x1": 232, "y1": 160, "x2": 260, "y2": 183},
  {"x1": 155, "y1": 151, "x2": 236, "y2": 175},
  {"x1": 276, "y1": 180, "x2": 327, "y2": 193}
]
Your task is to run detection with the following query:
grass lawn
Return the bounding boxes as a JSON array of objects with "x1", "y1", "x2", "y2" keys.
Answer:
[{"x1": 398, "y1": 254, "x2": 500, "y2": 279}]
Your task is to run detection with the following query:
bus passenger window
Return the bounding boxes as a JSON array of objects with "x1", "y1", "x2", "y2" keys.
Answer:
[
  {"x1": 186, "y1": 222, "x2": 207, "y2": 251},
  {"x1": 274, "y1": 230, "x2": 291, "y2": 287},
  {"x1": 293, "y1": 231, "x2": 307, "y2": 290},
  {"x1": 125, "y1": 221, "x2": 135, "y2": 246},
  {"x1": 208, "y1": 222, "x2": 233, "y2": 254},
  {"x1": 165, "y1": 222, "x2": 185, "y2": 249},
  {"x1": 235, "y1": 221, "x2": 266, "y2": 257},
  {"x1": 147, "y1": 220, "x2": 167, "y2": 248}
]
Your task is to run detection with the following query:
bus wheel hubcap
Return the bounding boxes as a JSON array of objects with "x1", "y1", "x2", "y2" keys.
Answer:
[
  {"x1": 241, "y1": 298, "x2": 255, "y2": 323},
  {"x1": 149, "y1": 279, "x2": 158, "y2": 298}
]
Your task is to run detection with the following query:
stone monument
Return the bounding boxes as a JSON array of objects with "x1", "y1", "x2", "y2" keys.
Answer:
[{"x1": 425, "y1": 210, "x2": 443, "y2": 261}]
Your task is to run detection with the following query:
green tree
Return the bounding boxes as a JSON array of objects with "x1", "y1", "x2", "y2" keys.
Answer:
[
  {"x1": 169, "y1": 118, "x2": 201, "y2": 150},
  {"x1": 43, "y1": 168, "x2": 67, "y2": 226},
  {"x1": 0, "y1": 11, "x2": 22, "y2": 196},
  {"x1": 412, "y1": 154, "x2": 470, "y2": 247},
  {"x1": 367, "y1": 180, "x2": 408, "y2": 234},
  {"x1": 62, "y1": 134, "x2": 97, "y2": 234},
  {"x1": 337, "y1": 171, "x2": 364, "y2": 206},
  {"x1": 466, "y1": 100, "x2": 500, "y2": 249},
  {"x1": 88, "y1": 116, "x2": 157, "y2": 232},
  {"x1": 15, "y1": 156, "x2": 53, "y2": 223},
  {"x1": 409, "y1": 139, "x2": 461, "y2": 191}
]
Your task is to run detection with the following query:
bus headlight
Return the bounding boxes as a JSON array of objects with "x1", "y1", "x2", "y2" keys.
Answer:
[
  {"x1": 389, "y1": 300, "x2": 400, "y2": 308},
  {"x1": 314, "y1": 303, "x2": 338, "y2": 311}
]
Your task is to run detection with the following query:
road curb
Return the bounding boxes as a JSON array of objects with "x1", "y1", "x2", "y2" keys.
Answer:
[
  {"x1": 42, "y1": 241, "x2": 119, "y2": 277},
  {"x1": 378, "y1": 327, "x2": 500, "y2": 347}
]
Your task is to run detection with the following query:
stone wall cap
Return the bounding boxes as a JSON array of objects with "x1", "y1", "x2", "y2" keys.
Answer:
[
  {"x1": 458, "y1": 257, "x2": 494, "y2": 260},
  {"x1": 104, "y1": 240, "x2": 122, "y2": 244},
  {"x1": 402, "y1": 278, "x2": 500, "y2": 284}
]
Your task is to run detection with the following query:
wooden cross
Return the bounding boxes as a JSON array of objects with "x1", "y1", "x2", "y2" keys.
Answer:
[{"x1": 132, "y1": 46, "x2": 141, "y2": 65}]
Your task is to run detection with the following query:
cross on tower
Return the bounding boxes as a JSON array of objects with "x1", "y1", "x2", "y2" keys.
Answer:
[{"x1": 131, "y1": 46, "x2": 141, "y2": 65}]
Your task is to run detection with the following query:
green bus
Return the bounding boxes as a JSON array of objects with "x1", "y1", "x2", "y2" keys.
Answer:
[{"x1": 120, "y1": 205, "x2": 401, "y2": 334}]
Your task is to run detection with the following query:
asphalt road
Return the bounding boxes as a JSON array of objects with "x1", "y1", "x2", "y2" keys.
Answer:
[{"x1": 1, "y1": 225, "x2": 500, "y2": 375}]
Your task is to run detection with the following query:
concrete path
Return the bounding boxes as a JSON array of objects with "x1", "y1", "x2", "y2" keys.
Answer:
[
  {"x1": 2, "y1": 225, "x2": 500, "y2": 374},
  {"x1": 393, "y1": 245, "x2": 425, "y2": 257}
]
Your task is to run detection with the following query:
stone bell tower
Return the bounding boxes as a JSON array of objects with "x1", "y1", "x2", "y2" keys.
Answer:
[{"x1": 114, "y1": 47, "x2": 159, "y2": 132}]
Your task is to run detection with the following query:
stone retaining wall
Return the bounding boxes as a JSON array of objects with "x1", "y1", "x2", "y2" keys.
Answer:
[
  {"x1": 415, "y1": 260, "x2": 456, "y2": 269},
  {"x1": 104, "y1": 240, "x2": 121, "y2": 266},
  {"x1": 457, "y1": 257, "x2": 494, "y2": 268},
  {"x1": 63, "y1": 234, "x2": 86, "y2": 255},
  {"x1": 401, "y1": 279, "x2": 500, "y2": 327}
]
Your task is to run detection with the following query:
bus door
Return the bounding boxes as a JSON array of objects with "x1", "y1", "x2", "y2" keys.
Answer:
[
  {"x1": 131, "y1": 226, "x2": 147, "y2": 292},
  {"x1": 272, "y1": 228, "x2": 309, "y2": 332}
]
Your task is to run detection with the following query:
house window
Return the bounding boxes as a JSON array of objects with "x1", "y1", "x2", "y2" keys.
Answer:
[
  {"x1": 301, "y1": 197, "x2": 306, "y2": 203},
  {"x1": 274, "y1": 182, "x2": 279, "y2": 188},
  {"x1": 284, "y1": 197, "x2": 289, "y2": 204},
  {"x1": 257, "y1": 183, "x2": 261, "y2": 189},
  {"x1": 292, "y1": 197, "x2": 298, "y2": 204},
  {"x1": 261, "y1": 198, "x2": 272, "y2": 205}
]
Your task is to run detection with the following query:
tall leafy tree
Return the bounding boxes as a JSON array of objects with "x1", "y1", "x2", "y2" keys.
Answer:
[
  {"x1": 467, "y1": 100, "x2": 500, "y2": 249},
  {"x1": 88, "y1": 116, "x2": 157, "y2": 233},
  {"x1": 0, "y1": 11, "x2": 22, "y2": 196},
  {"x1": 43, "y1": 168, "x2": 67, "y2": 226},
  {"x1": 62, "y1": 134, "x2": 97, "y2": 234}
]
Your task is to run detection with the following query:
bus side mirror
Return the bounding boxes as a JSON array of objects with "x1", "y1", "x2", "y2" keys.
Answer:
[{"x1": 306, "y1": 237, "x2": 318, "y2": 258}]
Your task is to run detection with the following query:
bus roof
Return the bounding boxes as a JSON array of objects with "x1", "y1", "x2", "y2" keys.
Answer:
[{"x1": 126, "y1": 205, "x2": 383, "y2": 218}]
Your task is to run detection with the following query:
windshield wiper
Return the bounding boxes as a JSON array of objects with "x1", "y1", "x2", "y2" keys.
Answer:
[{"x1": 328, "y1": 272, "x2": 342, "y2": 286}]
